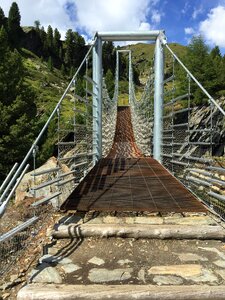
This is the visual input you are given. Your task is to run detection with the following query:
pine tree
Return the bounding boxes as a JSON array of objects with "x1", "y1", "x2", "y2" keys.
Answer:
[
  {"x1": 64, "y1": 29, "x2": 85, "y2": 70},
  {"x1": 221, "y1": 55, "x2": 225, "y2": 92},
  {"x1": 53, "y1": 28, "x2": 61, "y2": 56},
  {"x1": 34, "y1": 20, "x2": 40, "y2": 31},
  {"x1": 60, "y1": 63, "x2": 66, "y2": 75},
  {"x1": 210, "y1": 46, "x2": 221, "y2": 59},
  {"x1": 48, "y1": 56, "x2": 53, "y2": 71},
  {"x1": 40, "y1": 26, "x2": 46, "y2": 42},
  {"x1": 46, "y1": 25, "x2": 53, "y2": 49},
  {"x1": 210, "y1": 46, "x2": 223, "y2": 94},
  {"x1": 64, "y1": 29, "x2": 74, "y2": 66},
  {"x1": 7, "y1": 2, "x2": 22, "y2": 47},
  {"x1": 39, "y1": 26, "x2": 48, "y2": 56},
  {"x1": 105, "y1": 69, "x2": 114, "y2": 98},
  {"x1": 59, "y1": 47, "x2": 63, "y2": 60},
  {"x1": 178, "y1": 36, "x2": 216, "y2": 105},
  {"x1": 0, "y1": 28, "x2": 37, "y2": 180},
  {"x1": 0, "y1": 26, "x2": 8, "y2": 54},
  {"x1": 75, "y1": 76, "x2": 85, "y2": 97},
  {"x1": 102, "y1": 41, "x2": 115, "y2": 75},
  {"x1": 0, "y1": 7, "x2": 5, "y2": 28}
]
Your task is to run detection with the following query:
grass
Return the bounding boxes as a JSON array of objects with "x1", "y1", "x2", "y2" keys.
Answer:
[
  {"x1": 21, "y1": 48, "x2": 69, "y2": 123},
  {"x1": 123, "y1": 42, "x2": 187, "y2": 79}
]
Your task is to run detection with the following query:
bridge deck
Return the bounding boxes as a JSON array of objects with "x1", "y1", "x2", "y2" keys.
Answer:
[
  {"x1": 61, "y1": 157, "x2": 206, "y2": 213},
  {"x1": 61, "y1": 106, "x2": 206, "y2": 213}
]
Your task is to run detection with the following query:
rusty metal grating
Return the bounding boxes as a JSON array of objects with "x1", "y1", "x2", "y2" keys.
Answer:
[{"x1": 61, "y1": 157, "x2": 207, "y2": 213}]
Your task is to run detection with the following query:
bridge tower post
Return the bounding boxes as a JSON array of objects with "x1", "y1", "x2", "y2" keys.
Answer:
[
  {"x1": 128, "y1": 51, "x2": 132, "y2": 104},
  {"x1": 92, "y1": 36, "x2": 103, "y2": 163},
  {"x1": 153, "y1": 33, "x2": 164, "y2": 162}
]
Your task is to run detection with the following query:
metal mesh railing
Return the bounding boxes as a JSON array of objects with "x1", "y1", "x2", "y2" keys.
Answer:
[
  {"x1": 162, "y1": 43, "x2": 225, "y2": 220},
  {"x1": 0, "y1": 204, "x2": 54, "y2": 277},
  {"x1": 57, "y1": 57, "x2": 97, "y2": 196},
  {"x1": 130, "y1": 65, "x2": 154, "y2": 156},
  {"x1": 102, "y1": 76, "x2": 118, "y2": 157},
  {"x1": 0, "y1": 40, "x2": 98, "y2": 276}
]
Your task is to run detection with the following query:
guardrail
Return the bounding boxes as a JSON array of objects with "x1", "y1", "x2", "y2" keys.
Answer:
[{"x1": 162, "y1": 43, "x2": 225, "y2": 220}]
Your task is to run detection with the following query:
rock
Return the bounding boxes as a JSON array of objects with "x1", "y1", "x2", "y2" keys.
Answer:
[
  {"x1": 15, "y1": 156, "x2": 72, "y2": 206},
  {"x1": 15, "y1": 157, "x2": 59, "y2": 203},
  {"x1": 61, "y1": 264, "x2": 81, "y2": 274},
  {"x1": 153, "y1": 275, "x2": 183, "y2": 285},
  {"x1": 164, "y1": 216, "x2": 216, "y2": 225},
  {"x1": 48, "y1": 248, "x2": 60, "y2": 255},
  {"x1": 134, "y1": 217, "x2": 163, "y2": 225},
  {"x1": 2, "y1": 293, "x2": 10, "y2": 299},
  {"x1": 216, "y1": 269, "x2": 225, "y2": 280},
  {"x1": 88, "y1": 268, "x2": 133, "y2": 283},
  {"x1": 86, "y1": 218, "x2": 103, "y2": 224},
  {"x1": 117, "y1": 259, "x2": 132, "y2": 266},
  {"x1": 213, "y1": 260, "x2": 225, "y2": 268},
  {"x1": 190, "y1": 269, "x2": 218, "y2": 283},
  {"x1": 39, "y1": 255, "x2": 57, "y2": 264},
  {"x1": 103, "y1": 216, "x2": 122, "y2": 224},
  {"x1": 198, "y1": 247, "x2": 225, "y2": 260},
  {"x1": 0, "y1": 277, "x2": 23, "y2": 291},
  {"x1": 58, "y1": 258, "x2": 73, "y2": 265},
  {"x1": 149, "y1": 264, "x2": 218, "y2": 283},
  {"x1": 173, "y1": 252, "x2": 208, "y2": 262},
  {"x1": 138, "y1": 269, "x2": 146, "y2": 283},
  {"x1": 39, "y1": 255, "x2": 73, "y2": 265},
  {"x1": 30, "y1": 264, "x2": 62, "y2": 284},
  {"x1": 148, "y1": 265, "x2": 202, "y2": 277},
  {"x1": 88, "y1": 257, "x2": 105, "y2": 266},
  {"x1": 0, "y1": 282, "x2": 12, "y2": 291},
  {"x1": 10, "y1": 274, "x2": 18, "y2": 282}
]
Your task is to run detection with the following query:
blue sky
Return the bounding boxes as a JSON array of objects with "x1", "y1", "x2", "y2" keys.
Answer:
[
  {"x1": 1, "y1": 0, "x2": 225, "y2": 52},
  {"x1": 159, "y1": 0, "x2": 225, "y2": 49}
]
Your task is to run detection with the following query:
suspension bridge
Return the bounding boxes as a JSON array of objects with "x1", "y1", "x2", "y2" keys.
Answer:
[{"x1": 1, "y1": 31, "x2": 225, "y2": 299}]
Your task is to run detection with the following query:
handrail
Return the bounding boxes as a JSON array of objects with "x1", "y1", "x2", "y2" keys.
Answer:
[
  {"x1": 0, "y1": 162, "x2": 18, "y2": 195},
  {"x1": 0, "y1": 39, "x2": 97, "y2": 207},
  {"x1": 0, "y1": 164, "x2": 30, "y2": 217}
]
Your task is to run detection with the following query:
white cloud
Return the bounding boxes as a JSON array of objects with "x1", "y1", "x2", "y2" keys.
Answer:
[
  {"x1": 151, "y1": 9, "x2": 162, "y2": 24},
  {"x1": 0, "y1": 0, "x2": 161, "y2": 41},
  {"x1": 181, "y1": 1, "x2": 189, "y2": 14},
  {"x1": 184, "y1": 27, "x2": 195, "y2": 35},
  {"x1": 74, "y1": 0, "x2": 155, "y2": 37},
  {"x1": 0, "y1": 0, "x2": 73, "y2": 38},
  {"x1": 192, "y1": 6, "x2": 204, "y2": 19},
  {"x1": 139, "y1": 22, "x2": 151, "y2": 31},
  {"x1": 199, "y1": 5, "x2": 225, "y2": 48}
]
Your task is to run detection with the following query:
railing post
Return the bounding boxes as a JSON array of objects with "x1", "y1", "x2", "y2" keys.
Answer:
[
  {"x1": 93, "y1": 36, "x2": 102, "y2": 163},
  {"x1": 116, "y1": 51, "x2": 119, "y2": 104},
  {"x1": 128, "y1": 51, "x2": 132, "y2": 104},
  {"x1": 153, "y1": 33, "x2": 164, "y2": 162}
]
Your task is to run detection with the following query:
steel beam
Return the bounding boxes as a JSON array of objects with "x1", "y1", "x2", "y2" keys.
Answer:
[
  {"x1": 97, "y1": 31, "x2": 162, "y2": 41},
  {"x1": 153, "y1": 34, "x2": 164, "y2": 162},
  {"x1": 92, "y1": 36, "x2": 103, "y2": 162}
]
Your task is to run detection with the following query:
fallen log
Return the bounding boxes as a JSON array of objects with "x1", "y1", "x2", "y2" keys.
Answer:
[
  {"x1": 51, "y1": 223, "x2": 225, "y2": 240},
  {"x1": 17, "y1": 284, "x2": 225, "y2": 300}
]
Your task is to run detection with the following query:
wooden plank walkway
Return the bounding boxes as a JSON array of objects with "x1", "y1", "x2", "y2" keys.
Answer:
[{"x1": 61, "y1": 106, "x2": 206, "y2": 213}]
